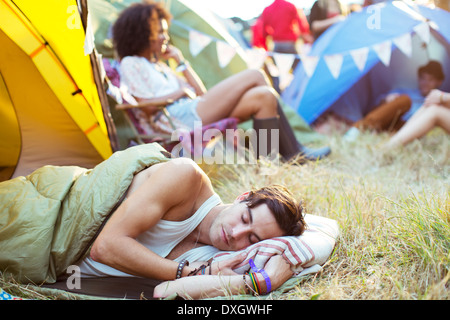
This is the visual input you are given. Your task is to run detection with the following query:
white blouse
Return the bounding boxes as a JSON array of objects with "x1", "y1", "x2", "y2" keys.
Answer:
[{"x1": 119, "y1": 56, "x2": 180, "y2": 99}]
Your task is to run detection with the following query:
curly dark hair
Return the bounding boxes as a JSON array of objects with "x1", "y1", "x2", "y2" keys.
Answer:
[
  {"x1": 243, "y1": 185, "x2": 306, "y2": 236},
  {"x1": 112, "y1": 1, "x2": 172, "y2": 60}
]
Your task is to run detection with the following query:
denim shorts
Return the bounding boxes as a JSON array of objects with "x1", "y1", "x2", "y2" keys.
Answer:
[{"x1": 166, "y1": 97, "x2": 201, "y2": 129}]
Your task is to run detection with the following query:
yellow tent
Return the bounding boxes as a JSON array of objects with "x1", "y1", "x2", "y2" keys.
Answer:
[{"x1": 0, "y1": 0, "x2": 117, "y2": 181}]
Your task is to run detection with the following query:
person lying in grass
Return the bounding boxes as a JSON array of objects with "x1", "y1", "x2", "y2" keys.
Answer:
[{"x1": 79, "y1": 157, "x2": 306, "y2": 299}]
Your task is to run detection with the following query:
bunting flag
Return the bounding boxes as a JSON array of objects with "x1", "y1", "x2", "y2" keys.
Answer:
[
  {"x1": 188, "y1": 30, "x2": 212, "y2": 57},
  {"x1": 244, "y1": 48, "x2": 267, "y2": 69},
  {"x1": 273, "y1": 53, "x2": 296, "y2": 76},
  {"x1": 413, "y1": 22, "x2": 430, "y2": 44},
  {"x1": 301, "y1": 54, "x2": 320, "y2": 78},
  {"x1": 393, "y1": 33, "x2": 412, "y2": 57},
  {"x1": 216, "y1": 40, "x2": 237, "y2": 68},
  {"x1": 349, "y1": 47, "x2": 369, "y2": 71},
  {"x1": 324, "y1": 54, "x2": 344, "y2": 79},
  {"x1": 372, "y1": 40, "x2": 392, "y2": 67}
]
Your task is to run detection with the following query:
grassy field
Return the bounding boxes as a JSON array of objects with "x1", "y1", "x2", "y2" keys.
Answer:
[
  {"x1": 202, "y1": 128, "x2": 449, "y2": 300},
  {"x1": 1, "y1": 128, "x2": 449, "y2": 300}
]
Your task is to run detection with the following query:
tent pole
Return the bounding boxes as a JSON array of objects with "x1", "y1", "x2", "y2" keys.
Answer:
[{"x1": 78, "y1": 0, "x2": 120, "y2": 152}]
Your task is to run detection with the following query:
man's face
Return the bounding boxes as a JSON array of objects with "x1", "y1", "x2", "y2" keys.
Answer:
[
  {"x1": 209, "y1": 201, "x2": 284, "y2": 251},
  {"x1": 418, "y1": 72, "x2": 442, "y2": 96}
]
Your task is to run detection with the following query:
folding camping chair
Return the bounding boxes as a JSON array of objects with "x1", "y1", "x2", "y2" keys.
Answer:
[{"x1": 103, "y1": 58, "x2": 239, "y2": 158}]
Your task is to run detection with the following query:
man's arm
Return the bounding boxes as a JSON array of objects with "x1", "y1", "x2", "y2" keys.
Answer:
[
  {"x1": 90, "y1": 159, "x2": 206, "y2": 280},
  {"x1": 153, "y1": 255, "x2": 294, "y2": 299}
]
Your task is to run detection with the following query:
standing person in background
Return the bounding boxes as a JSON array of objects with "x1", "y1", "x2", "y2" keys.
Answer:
[
  {"x1": 309, "y1": 0, "x2": 345, "y2": 40},
  {"x1": 251, "y1": 16, "x2": 268, "y2": 51},
  {"x1": 260, "y1": 0, "x2": 313, "y2": 71}
]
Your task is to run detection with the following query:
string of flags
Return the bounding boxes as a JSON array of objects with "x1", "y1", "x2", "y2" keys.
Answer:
[
  {"x1": 176, "y1": 18, "x2": 433, "y2": 81},
  {"x1": 174, "y1": 19, "x2": 290, "y2": 71},
  {"x1": 300, "y1": 20, "x2": 432, "y2": 79},
  {"x1": 173, "y1": 20, "x2": 242, "y2": 69}
]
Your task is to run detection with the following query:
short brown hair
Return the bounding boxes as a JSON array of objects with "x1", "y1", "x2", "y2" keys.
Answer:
[
  {"x1": 243, "y1": 185, "x2": 306, "y2": 236},
  {"x1": 418, "y1": 60, "x2": 445, "y2": 81},
  {"x1": 112, "y1": 1, "x2": 172, "y2": 60}
]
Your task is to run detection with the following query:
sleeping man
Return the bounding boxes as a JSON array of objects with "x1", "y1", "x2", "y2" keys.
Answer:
[
  {"x1": 79, "y1": 154, "x2": 306, "y2": 299},
  {"x1": 1, "y1": 143, "x2": 311, "y2": 299}
]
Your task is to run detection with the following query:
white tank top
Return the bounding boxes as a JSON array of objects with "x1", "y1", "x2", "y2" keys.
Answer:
[{"x1": 78, "y1": 193, "x2": 222, "y2": 278}]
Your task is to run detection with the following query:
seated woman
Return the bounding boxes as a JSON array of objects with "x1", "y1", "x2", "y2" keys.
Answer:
[
  {"x1": 386, "y1": 89, "x2": 450, "y2": 147},
  {"x1": 112, "y1": 1, "x2": 330, "y2": 162}
]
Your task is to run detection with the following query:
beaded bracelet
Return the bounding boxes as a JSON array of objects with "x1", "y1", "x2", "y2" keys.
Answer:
[
  {"x1": 176, "y1": 259, "x2": 189, "y2": 279},
  {"x1": 242, "y1": 274, "x2": 252, "y2": 295}
]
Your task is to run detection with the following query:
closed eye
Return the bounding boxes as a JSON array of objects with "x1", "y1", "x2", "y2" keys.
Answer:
[
  {"x1": 249, "y1": 234, "x2": 259, "y2": 244},
  {"x1": 246, "y1": 207, "x2": 261, "y2": 244}
]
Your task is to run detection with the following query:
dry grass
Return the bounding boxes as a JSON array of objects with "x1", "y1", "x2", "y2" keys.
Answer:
[
  {"x1": 1, "y1": 128, "x2": 449, "y2": 300},
  {"x1": 201, "y1": 128, "x2": 449, "y2": 300}
]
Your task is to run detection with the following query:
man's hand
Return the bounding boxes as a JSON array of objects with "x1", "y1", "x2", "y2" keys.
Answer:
[
  {"x1": 263, "y1": 255, "x2": 294, "y2": 291},
  {"x1": 209, "y1": 253, "x2": 247, "y2": 276}
]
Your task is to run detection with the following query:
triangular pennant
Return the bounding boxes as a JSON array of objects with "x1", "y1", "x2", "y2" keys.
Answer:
[
  {"x1": 372, "y1": 40, "x2": 392, "y2": 66},
  {"x1": 393, "y1": 33, "x2": 412, "y2": 57},
  {"x1": 245, "y1": 48, "x2": 267, "y2": 69},
  {"x1": 189, "y1": 30, "x2": 212, "y2": 57},
  {"x1": 428, "y1": 20, "x2": 439, "y2": 31},
  {"x1": 216, "y1": 41, "x2": 236, "y2": 68},
  {"x1": 273, "y1": 53, "x2": 296, "y2": 76},
  {"x1": 414, "y1": 22, "x2": 430, "y2": 44},
  {"x1": 300, "y1": 55, "x2": 319, "y2": 78},
  {"x1": 349, "y1": 47, "x2": 369, "y2": 71},
  {"x1": 324, "y1": 54, "x2": 344, "y2": 79}
]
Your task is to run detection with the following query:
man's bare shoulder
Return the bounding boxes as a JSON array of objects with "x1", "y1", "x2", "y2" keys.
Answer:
[
  {"x1": 122, "y1": 157, "x2": 214, "y2": 222},
  {"x1": 132, "y1": 157, "x2": 212, "y2": 199},
  {"x1": 150, "y1": 158, "x2": 208, "y2": 182}
]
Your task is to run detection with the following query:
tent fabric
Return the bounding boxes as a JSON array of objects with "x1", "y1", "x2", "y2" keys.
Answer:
[
  {"x1": 0, "y1": 0, "x2": 114, "y2": 180},
  {"x1": 282, "y1": 1, "x2": 450, "y2": 124}
]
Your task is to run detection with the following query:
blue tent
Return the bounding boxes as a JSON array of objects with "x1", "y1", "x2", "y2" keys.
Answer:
[{"x1": 282, "y1": 1, "x2": 450, "y2": 124}]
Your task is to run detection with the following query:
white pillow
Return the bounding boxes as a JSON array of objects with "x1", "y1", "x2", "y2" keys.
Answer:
[{"x1": 212, "y1": 214, "x2": 339, "y2": 276}]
